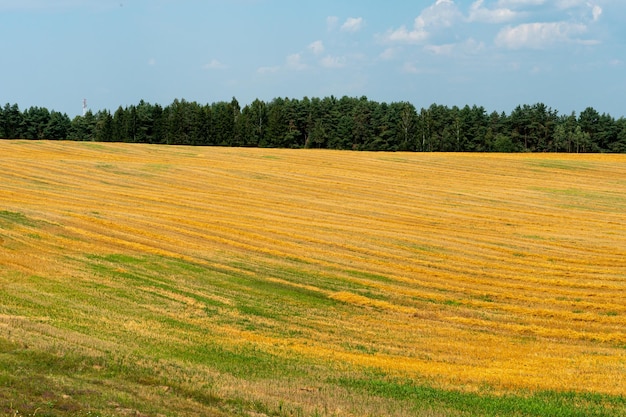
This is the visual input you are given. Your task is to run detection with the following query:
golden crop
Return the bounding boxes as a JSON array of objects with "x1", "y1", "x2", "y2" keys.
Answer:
[{"x1": 1, "y1": 140, "x2": 625, "y2": 400}]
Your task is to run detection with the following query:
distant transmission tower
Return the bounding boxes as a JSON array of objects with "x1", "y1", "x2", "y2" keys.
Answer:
[{"x1": 83, "y1": 98, "x2": 88, "y2": 116}]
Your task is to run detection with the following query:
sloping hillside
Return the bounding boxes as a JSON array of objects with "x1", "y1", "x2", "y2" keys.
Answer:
[{"x1": 1, "y1": 141, "x2": 625, "y2": 416}]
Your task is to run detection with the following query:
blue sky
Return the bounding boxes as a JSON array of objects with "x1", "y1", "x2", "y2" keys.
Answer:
[{"x1": 1, "y1": 0, "x2": 624, "y2": 117}]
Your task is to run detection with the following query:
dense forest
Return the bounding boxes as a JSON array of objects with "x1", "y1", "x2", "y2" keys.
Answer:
[{"x1": 1, "y1": 97, "x2": 625, "y2": 152}]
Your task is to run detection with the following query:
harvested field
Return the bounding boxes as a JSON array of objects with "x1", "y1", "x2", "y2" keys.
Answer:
[{"x1": 1, "y1": 140, "x2": 625, "y2": 416}]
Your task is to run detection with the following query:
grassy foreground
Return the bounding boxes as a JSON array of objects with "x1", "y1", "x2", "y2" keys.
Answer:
[{"x1": 1, "y1": 141, "x2": 625, "y2": 416}]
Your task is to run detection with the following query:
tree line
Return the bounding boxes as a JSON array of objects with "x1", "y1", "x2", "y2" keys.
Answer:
[{"x1": 1, "y1": 97, "x2": 625, "y2": 152}]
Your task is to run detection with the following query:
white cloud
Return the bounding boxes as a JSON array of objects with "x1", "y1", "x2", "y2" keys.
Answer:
[
  {"x1": 462, "y1": 38, "x2": 486, "y2": 54},
  {"x1": 555, "y1": 0, "x2": 602, "y2": 18},
  {"x1": 147, "y1": 58, "x2": 156, "y2": 66},
  {"x1": 425, "y1": 38, "x2": 485, "y2": 56},
  {"x1": 341, "y1": 17, "x2": 364, "y2": 32},
  {"x1": 381, "y1": 25, "x2": 429, "y2": 44},
  {"x1": 380, "y1": 0, "x2": 461, "y2": 44},
  {"x1": 415, "y1": 0, "x2": 462, "y2": 29},
  {"x1": 379, "y1": 47, "x2": 401, "y2": 60},
  {"x1": 286, "y1": 53, "x2": 307, "y2": 70},
  {"x1": 202, "y1": 59, "x2": 227, "y2": 70},
  {"x1": 495, "y1": 21, "x2": 588, "y2": 49},
  {"x1": 425, "y1": 43, "x2": 455, "y2": 55},
  {"x1": 320, "y1": 55, "x2": 347, "y2": 69},
  {"x1": 308, "y1": 40, "x2": 325, "y2": 55},
  {"x1": 591, "y1": 4, "x2": 602, "y2": 21},
  {"x1": 327, "y1": 16, "x2": 339, "y2": 31},
  {"x1": 468, "y1": 0, "x2": 518, "y2": 23},
  {"x1": 496, "y1": 0, "x2": 545, "y2": 7},
  {"x1": 401, "y1": 62, "x2": 420, "y2": 74}
]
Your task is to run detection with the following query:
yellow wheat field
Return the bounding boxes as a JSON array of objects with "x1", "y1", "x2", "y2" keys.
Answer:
[{"x1": 1, "y1": 140, "x2": 626, "y2": 397}]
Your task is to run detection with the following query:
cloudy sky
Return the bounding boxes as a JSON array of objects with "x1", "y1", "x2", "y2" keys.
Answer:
[{"x1": 1, "y1": 0, "x2": 624, "y2": 117}]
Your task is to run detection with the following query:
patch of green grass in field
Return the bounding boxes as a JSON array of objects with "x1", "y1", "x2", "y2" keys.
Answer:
[
  {"x1": 334, "y1": 376, "x2": 626, "y2": 417},
  {"x1": 88, "y1": 253, "x2": 144, "y2": 265},
  {"x1": 80, "y1": 142, "x2": 107, "y2": 150},
  {"x1": 408, "y1": 243, "x2": 444, "y2": 253},
  {"x1": 87, "y1": 253, "x2": 199, "y2": 286},
  {"x1": 0, "y1": 336, "x2": 228, "y2": 416},
  {"x1": 378, "y1": 156, "x2": 412, "y2": 164},
  {"x1": 343, "y1": 269, "x2": 395, "y2": 284},
  {"x1": 1, "y1": 253, "x2": 328, "y2": 415},
  {"x1": 224, "y1": 262, "x2": 339, "y2": 306},
  {"x1": 278, "y1": 266, "x2": 391, "y2": 295},
  {"x1": 526, "y1": 160, "x2": 592, "y2": 171},
  {"x1": 87, "y1": 261, "x2": 157, "y2": 288},
  {"x1": 0, "y1": 339, "x2": 121, "y2": 416},
  {"x1": 82, "y1": 255, "x2": 230, "y2": 313},
  {"x1": 518, "y1": 234, "x2": 545, "y2": 240},
  {"x1": 178, "y1": 342, "x2": 305, "y2": 380},
  {"x1": 80, "y1": 252, "x2": 333, "y2": 339},
  {"x1": 0, "y1": 211, "x2": 37, "y2": 228},
  {"x1": 530, "y1": 187, "x2": 626, "y2": 213},
  {"x1": 476, "y1": 294, "x2": 495, "y2": 303},
  {"x1": 341, "y1": 342, "x2": 379, "y2": 355},
  {"x1": 94, "y1": 163, "x2": 138, "y2": 177},
  {"x1": 533, "y1": 187, "x2": 626, "y2": 202},
  {"x1": 142, "y1": 163, "x2": 171, "y2": 172},
  {"x1": 85, "y1": 254, "x2": 340, "y2": 334},
  {"x1": 238, "y1": 303, "x2": 281, "y2": 320},
  {"x1": 226, "y1": 273, "x2": 331, "y2": 307},
  {"x1": 235, "y1": 259, "x2": 404, "y2": 298}
]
